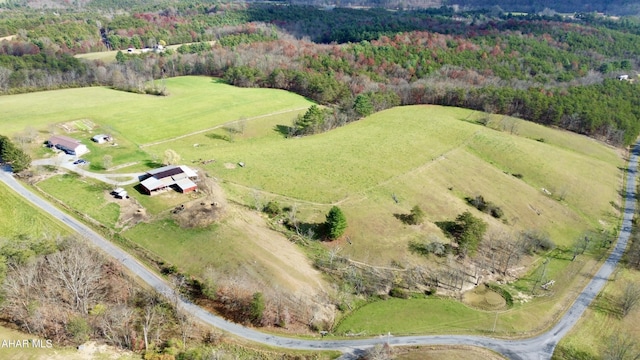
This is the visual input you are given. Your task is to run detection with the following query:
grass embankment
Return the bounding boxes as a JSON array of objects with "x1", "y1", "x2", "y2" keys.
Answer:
[
  {"x1": 554, "y1": 268, "x2": 640, "y2": 359},
  {"x1": 0, "y1": 181, "x2": 69, "y2": 239}
]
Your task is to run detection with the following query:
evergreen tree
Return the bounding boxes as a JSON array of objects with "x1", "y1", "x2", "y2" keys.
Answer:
[
  {"x1": 292, "y1": 105, "x2": 325, "y2": 136},
  {"x1": 0, "y1": 135, "x2": 31, "y2": 173},
  {"x1": 249, "y1": 292, "x2": 265, "y2": 324},
  {"x1": 325, "y1": 206, "x2": 347, "y2": 239}
]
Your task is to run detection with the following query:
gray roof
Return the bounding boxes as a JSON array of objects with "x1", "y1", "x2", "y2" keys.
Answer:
[
  {"x1": 140, "y1": 177, "x2": 165, "y2": 192},
  {"x1": 175, "y1": 178, "x2": 197, "y2": 191}
]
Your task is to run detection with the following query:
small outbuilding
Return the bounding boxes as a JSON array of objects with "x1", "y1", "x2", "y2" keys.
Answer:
[
  {"x1": 617, "y1": 74, "x2": 629, "y2": 80},
  {"x1": 111, "y1": 187, "x2": 128, "y2": 199},
  {"x1": 92, "y1": 134, "x2": 112, "y2": 144},
  {"x1": 48, "y1": 135, "x2": 89, "y2": 156}
]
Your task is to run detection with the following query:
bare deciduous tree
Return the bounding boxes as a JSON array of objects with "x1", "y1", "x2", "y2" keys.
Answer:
[
  {"x1": 602, "y1": 333, "x2": 640, "y2": 360},
  {"x1": 620, "y1": 282, "x2": 640, "y2": 317},
  {"x1": 47, "y1": 241, "x2": 105, "y2": 314}
]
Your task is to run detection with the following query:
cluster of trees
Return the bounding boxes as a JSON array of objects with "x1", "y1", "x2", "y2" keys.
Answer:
[
  {"x1": 0, "y1": 134, "x2": 30, "y2": 172},
  {"x1": 466, "y1": 195, "x2": 504, "y2": 219},
  {"x1": 0, "y1": 236, "x2": 192, "y2": 353}
]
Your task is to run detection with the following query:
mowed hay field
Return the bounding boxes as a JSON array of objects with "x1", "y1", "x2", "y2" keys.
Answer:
[
  {"x1": 0, "y1": 76, "x2": 314, "y2": 145},
  {"x1": 147, "y1": 104, "x2": 624, "y2": 262}
]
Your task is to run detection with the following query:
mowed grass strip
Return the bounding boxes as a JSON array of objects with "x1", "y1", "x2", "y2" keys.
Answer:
[
  {"x1": 37, "y1": 174, "x2": 120, "y2": 228},
  {"x1": 335, "y1": 297, "x2": 496, "y2": 335},
  {"x1": 0, "y1": 181, "x2": 69, "y2": 239},
  {"x1": 0, "y1": 76, "x2": 314, "y2": 144}
]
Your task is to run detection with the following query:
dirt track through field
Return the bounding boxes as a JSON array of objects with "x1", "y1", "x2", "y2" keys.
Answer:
[{"x1": 139, "y1": 107, "x2": 308, "y2": 148}]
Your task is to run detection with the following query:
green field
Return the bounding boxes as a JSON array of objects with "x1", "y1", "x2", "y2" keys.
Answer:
[
  {"x1": 143, "y1": 104, "x2": 622, "y2": 259},
  {"x1": 0, "y1": 76, "x2": 314, "y2": 145},
  {"x1": 36, "y1": 173, "x2": 120, "y2": 228},
  {"x1": 1, "y1": 76, "x2": 627, "y2": 339},
  {"x1": 0, "y1": 181, "x2": 69, "y2": 240}
]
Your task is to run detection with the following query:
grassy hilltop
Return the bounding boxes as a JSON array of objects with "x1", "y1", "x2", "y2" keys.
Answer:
[{"x1": 0, "y1": 76, "x2": 628, "y2": 344}]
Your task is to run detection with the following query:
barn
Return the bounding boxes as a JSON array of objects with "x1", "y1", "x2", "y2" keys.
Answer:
[{"x1": 139, "y1": 165, "x2": 198, "y2": 195}]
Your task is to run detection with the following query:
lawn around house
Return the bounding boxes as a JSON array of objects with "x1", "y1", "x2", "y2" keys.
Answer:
[{"x1": 36, "y1": 173, "x2": 120, "y2": 229}]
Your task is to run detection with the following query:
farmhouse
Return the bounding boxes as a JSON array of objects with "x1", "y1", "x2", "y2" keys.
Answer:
[
  {"x1": 91, "y1": 134, "x2": 112, "y2": 144},
  {"x1": 48, "y1": 135, "x2": 89, "y2": 156},
  {"x1": 139, "y1": 165, "x2": 198, "y2": 195}
]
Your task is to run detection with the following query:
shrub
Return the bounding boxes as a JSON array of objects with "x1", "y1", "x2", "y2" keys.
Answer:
[
  {"x1": 66, "y1": 316, "x2": 90, "y2": 344},
  {"x1": 408, "y1": 205, "x2": 425, "y2": 225},
  {"x1": 466, "y1": 195, "x2": 504, "y2": 218},
  {"x1": 389, "y1": 287, "x2": 409, "y2": 299},
  {"x1": 263, "y1": 201, "x2": 281, "y2": 217}
]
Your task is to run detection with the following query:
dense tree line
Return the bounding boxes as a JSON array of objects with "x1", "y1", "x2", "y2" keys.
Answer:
[{"x1": 0, "y1": 3, "x2": 639, "y2": 143}]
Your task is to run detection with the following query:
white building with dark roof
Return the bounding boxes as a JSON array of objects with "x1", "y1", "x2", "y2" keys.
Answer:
[{"x1": 48, "y1": 135, "x2": 89, "y2": 156}]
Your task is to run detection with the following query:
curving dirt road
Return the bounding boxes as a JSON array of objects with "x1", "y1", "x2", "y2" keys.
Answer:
[{"x1": 1, "y1": 139, "x2": 638, "y2": 360}]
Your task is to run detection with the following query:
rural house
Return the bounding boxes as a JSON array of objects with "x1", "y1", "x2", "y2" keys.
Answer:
[
  {"x1": 48, "y1": 135, "x2": 89, "y2": 156},
  {"x1": 139, "y1": 165, "x2": 198, "y2": 195}
]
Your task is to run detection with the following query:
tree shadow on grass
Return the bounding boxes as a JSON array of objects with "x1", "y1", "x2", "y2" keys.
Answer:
[
  {"x1": 394, "y1": 213, "x2": 413, "y2": 225},
  {"x1": 273, "y1": 125, "x2": 292, "y2": 138},
  {"x1": 143, "y1": 160, "x2": 163, "y2": 169},
  {"x1": 591, "y1": 293, "x2": 622, "y2": 318},
  {"x1": 435, "y1": 220, "x2": 457, "y2": 237},
  {"x1": 205, "y1": 133, "x2": 231, "y2": 142}
]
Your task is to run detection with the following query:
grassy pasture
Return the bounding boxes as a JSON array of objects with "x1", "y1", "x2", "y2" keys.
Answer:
[
  {"x1": 36, "y1": 173, "x2": 120, "y2": 228},
  {"x1": 2, "y1": 77, "x2": 626, "y2": 340},
  {"x1": 150, "y1": 105, "x2": 621, "y2": 258},
  {"x1": 0, "y1": 76, "x2": 314, "y2": 145},
  {"x1": 0, "y1": 181, "x2": 69, "y2": 239}
]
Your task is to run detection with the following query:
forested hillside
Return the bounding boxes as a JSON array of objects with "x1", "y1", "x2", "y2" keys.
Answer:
[{"x1": 0, "y1": 2, "x2": 639, "y2": 144}]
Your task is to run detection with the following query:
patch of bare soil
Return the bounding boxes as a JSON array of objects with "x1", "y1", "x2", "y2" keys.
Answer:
[
  {"x1": 223, "y1": 162, "x2": 236, "y2": 169},
  {"x1": 172, "y1": 175, "x2": 227, "y2": 228},
  {"x1": 104, "y1": 192, "x2": 148, "y2": 230}
]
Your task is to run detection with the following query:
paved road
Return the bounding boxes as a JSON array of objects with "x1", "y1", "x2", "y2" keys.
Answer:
[{"x1": 2, "y1": 139, "x2": 638, "y2": 360}]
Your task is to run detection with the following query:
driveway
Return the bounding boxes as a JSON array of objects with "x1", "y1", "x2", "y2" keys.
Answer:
[{"x1": 32, "y1": 153, "x2": 145, "y2": 186}]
